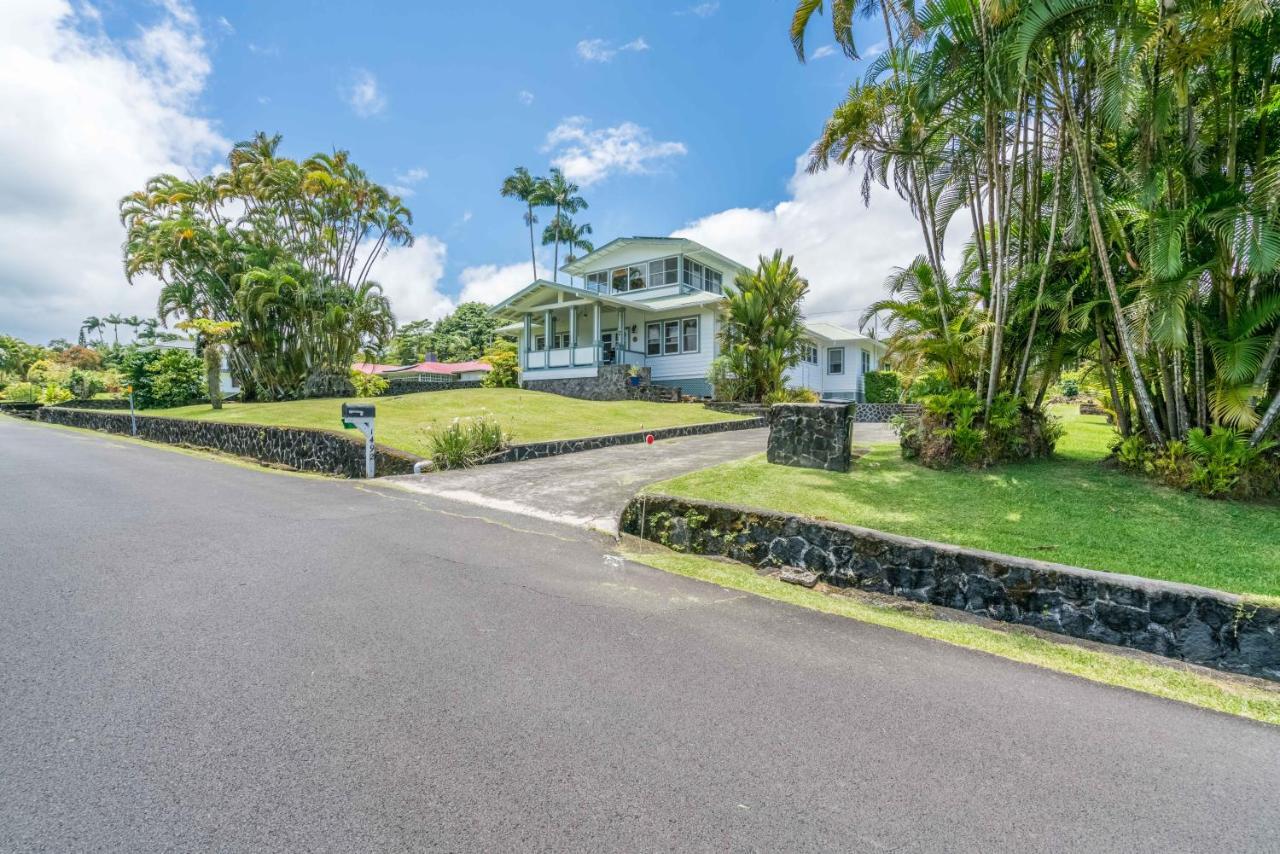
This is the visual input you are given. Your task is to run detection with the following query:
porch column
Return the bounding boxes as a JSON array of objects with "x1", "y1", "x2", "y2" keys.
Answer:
[
  {"x1": 592, "y1": 302, "x2": 602, "y2": 364},
  {"x1": 618, "y1": 308, "x2": 626, "y2": 360},
  {"x1": 568, "y1": 306, "x2": 578, "y2": 364},
  {"x1": 522, "y1": 313, "x2": 532, "y2": 372},
  {"x1": 543, "y1": 308, "x2": 553, "y2": 368}
]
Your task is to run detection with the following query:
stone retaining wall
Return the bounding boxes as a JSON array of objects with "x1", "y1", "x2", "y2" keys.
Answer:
[
  {"x1": 767, "y1": 403, "x2": 853, "y2": 471},
  {"x1": 489, "y1": 416, "x2": 766, "y2": 463},
  {"x1": 0, "y1": 402, "x2": 43, "y2": 419},
  {"x1": 853, "y1": 402, "x2": 920, "y2": 422},
  {"x1": 37, "y1": 407, "x2": 419, "y2": 477},
  {"x1": 522, "y1": 365, "x2": 649, "y2": 401},
  {"x1": 619, "y1": 494, "x2": 1280, "y2": 682},
  {"x1": 52, "y1": 398, "x2": 132, "y2": 410},
  {"x1": 384, "y1": 379, "x2": 483, "y2": 396}
]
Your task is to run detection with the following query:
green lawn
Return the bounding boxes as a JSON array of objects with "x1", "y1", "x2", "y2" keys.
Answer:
[
  {"x1": 152, "y1": 388, "x2": 749, "y2": 456},
  {"x1": 650, "y1": 407, "x2": 1280, "y2": 600}
]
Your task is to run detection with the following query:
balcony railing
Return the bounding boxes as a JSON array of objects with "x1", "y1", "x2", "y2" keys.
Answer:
[{"x1": 522, "y1": 344, "x2": 648, "y2": 371}]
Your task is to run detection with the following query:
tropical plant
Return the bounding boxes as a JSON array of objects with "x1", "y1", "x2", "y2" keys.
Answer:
[
  {"x1": 791, "y1": 0, "x2": 1280, "y2": 451},
  {"x1": 56, "y1": 345, "x2": 102, "y2": 370},
  {"x1": 500, "y1": 166, "x2": 549, "y2": 280},
  {"x1": 38, "y1": 383, "x2": 74, "y2": 405},
  {"x1": 480, "y1": 339, "x2": 519, "y2": 388},
  {"x1": 120, "y1": 132, "x2": 407, "y2": 400},
  {"x1": 425, "y1": 416, "x2": 509, "y2": 469},
  {"x1": 545, "y1": 215, "x2": 595, "y2": 284},
  {"x1": 79, "y1": 316, "x2": 104, "y2": 345},
  {"x1": 863, "y1": 370, "x2": 901, "y2": 403},
  {"x1": 349, "y1": 369, "x2": 390, "y2": 397},
  {"x1": 718, "y1": 250, "x2": 810, "y2": 402},
  {"x1": 763, "y1": 386, "x2": 821, "y2": 405},
  {"x1": 176, "y1": 318, "x2": 240, "y2": 410},
  {"x1": 1, "y1": 382, "x2": 39, "y2": 403}
]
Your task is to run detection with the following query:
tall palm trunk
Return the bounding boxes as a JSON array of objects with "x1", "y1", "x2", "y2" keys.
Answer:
[
  {"x1": 527, "y1": 203, "x2": 538, "y2": 280},
  {"x1": 552, "y1": 202, "x2": 561, "y2": 283},
  {"x1": 1059, "y1": 54, "x2": 1165, "y2": 444},
  {"x1": 1013, "y1": 128, "x2": 1065, "y2": 398},
  {"x1": 205, "y1": 343, "x2": 223, "y2": 410}
]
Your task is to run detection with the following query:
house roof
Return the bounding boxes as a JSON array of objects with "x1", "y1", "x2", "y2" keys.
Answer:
[
  {"x1": 560, "y1": 236, "x2": 751, "y2": 277},
  {"x1": 381, "y1": 360, "x2": 491, "y2": 376},
  {"x1": 352, "y1": 362, "x2": 404, "y2": 374},
  {"x1": 802, "y1": 321, "x2": 887, "y2": 350}
]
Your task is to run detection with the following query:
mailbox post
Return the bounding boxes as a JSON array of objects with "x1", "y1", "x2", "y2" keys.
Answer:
[{"x1": 341, "y1": 403, "x2": 376, "y2": 478}]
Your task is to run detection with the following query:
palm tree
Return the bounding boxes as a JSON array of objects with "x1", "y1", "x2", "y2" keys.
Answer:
[
  {"x1": 719, "y1": 251, "x2": 811, "y2": 402},
  {"x1": 543, "y1": 216, "x2": 594, "y2": 286},
  {"x1": 177, "y1": 318, "x2": 240, "y2": 410},
  {"x1": 541, "y1": 168, "x2": 588, "y2": 282},
  {"x1": 103, "y1": 314, "x2": 125, "y2": 345},
  {"x1": 79, "y1": 316, "x2": 103, "y2": 345},
  {"x1": 500, "y1": 167, "x2": 548, "y2": 281}
]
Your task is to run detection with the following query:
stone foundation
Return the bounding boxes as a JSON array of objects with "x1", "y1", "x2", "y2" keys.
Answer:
[
  {"x1": 37, "y1": 407, "x2": 418, "y2": 477},
  {"x1": 522, "y1": 365, "x2": 652, "y2": 401},
  {"x1": 767, "y1": 403, "x2": 853, "y2": 471},
  {"x1": 620, "y1": 494, "x2": 1280, "y2": 682}
]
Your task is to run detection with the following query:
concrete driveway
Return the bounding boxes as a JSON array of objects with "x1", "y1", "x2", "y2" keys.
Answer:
[{"x1": 386, "y1": 427, "x2": 767, "y2": 532}]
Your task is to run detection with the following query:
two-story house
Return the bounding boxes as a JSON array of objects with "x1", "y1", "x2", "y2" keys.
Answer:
[{"x1": 488, "y1": 236, "x2": 886, "y2": 401}]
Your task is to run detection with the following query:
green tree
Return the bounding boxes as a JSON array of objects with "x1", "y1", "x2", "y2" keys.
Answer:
[
  {"x1": 718, "y1": 251, "x2": 810, "y2": 402},
  {"x1": 480, "y1": 339, "x2": 519, "y2": 388},
  {"x1": 500, "y1": 166, "x2": 549, "y2": 281},
  {"x1": 431, "y1": 303, "x2": 499, "y2": 361},
  {"x1": 119, "y1": 347, "x2": 205, "y2": 409},
  {"x1": 120, "y1": 132, "x2": 408, "y2": 400},
  {"x1": 546, "y1": 216, "x2": 594, "y2": 285},
  {"x1": 388, "y1": 318, "x2": 433, "y2": 364}
]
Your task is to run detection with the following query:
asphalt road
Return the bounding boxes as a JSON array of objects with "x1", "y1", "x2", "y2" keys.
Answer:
[{"x1": 3, "y1": 416, "x2": 1279, "y2": 852}]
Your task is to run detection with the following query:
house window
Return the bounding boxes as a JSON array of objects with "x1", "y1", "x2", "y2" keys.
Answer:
[
  {"x1": 682, "y1": 317, "x2": 699, "y2": 352},
  {"x1": 682, "y1": 259, "x2": 723, "y2": 293},
  {"x1": 664, "y1": 320, "x2": 680, "y2": 354},
  {"x1": 802, "y1": 343, "x2": 819, "y2": 365},
  {"x1": 646, "y1": 317, "x2": 700, "y2": 357},
  {"x1": 554, "y1": 332, "x2": 572, "y2": 349},
  {"x1": 534, "y1": 335, "x2": 546, "y2": 351},
  {"x1": 646, "y1": 323, "x2": 662, "y2": 356},
  {"x1": 611, "y1": 267, "x2": 629, "y2": 293},
  {"x1": 861, "y1": 349, "x2": 872, "y2": 374},
  {"x1": 586, "y1": 271, "x2": 609, "y2": 291},
  {"x1": 827, "y1": 347, "x2": 845, "y2": 375},
  {"x1": 704, "y1": 268, "x2": 723, "y2": 293},
  {"x1": 648, "y1": 256, "x2": 679, "y2": 286}
]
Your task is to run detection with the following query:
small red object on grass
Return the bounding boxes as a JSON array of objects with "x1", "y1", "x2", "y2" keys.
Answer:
[{"x1": 646, "y1": 434, "x2": 654, "y2": 445}]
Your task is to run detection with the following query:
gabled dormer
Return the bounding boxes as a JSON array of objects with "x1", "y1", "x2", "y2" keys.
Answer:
[{"x1": 560, "y1": 237, "x2": 749, "y2": 299}]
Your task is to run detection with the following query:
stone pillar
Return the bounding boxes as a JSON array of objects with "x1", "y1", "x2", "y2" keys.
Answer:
[{"x1": 766, "y1": 403, "x2": 853, "y2": 472}]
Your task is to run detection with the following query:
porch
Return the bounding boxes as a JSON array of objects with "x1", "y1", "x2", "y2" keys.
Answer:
[{"x1": 518, "y1": 300, "x2": 647, "y2": 375}]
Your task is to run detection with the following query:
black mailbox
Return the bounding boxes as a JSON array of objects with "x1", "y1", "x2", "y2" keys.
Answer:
[{"x1": 342, "y1": 403, "x2": 376, "y2": 419}]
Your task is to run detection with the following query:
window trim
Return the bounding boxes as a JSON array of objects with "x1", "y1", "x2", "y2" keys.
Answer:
[
  {"x1": 645, "y1": 315, "x2": 701, "y2": 357},
  {"x1": 861, "y1": 348, "x2": 872, "y2": 374},
  {"x1": 827, "y1": 346, "x2": 845, "y2": 375},
  {"x1": 802, "y1": 342, "x2": 819, "y2": 365}
]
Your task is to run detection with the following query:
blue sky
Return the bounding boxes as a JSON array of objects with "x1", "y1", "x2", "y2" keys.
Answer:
[{"x1": 1, "y1": 0, "x2": 935, "y2": 342}]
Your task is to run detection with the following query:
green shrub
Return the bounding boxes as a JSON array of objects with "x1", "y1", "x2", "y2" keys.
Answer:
[
  {"x1": 38, "y1": 383, "x2": 74, "y2": 404},
  {"x1": 425, "y1": 416, "x2": 509, "y2": 469},
  {"x1": 707, "y1": 355, "x2": 748, "y2": 402},
  {"x1": 1059, "y1": 378, "x2": 1080, "y2": 398},
  {"x1": 119, "y1": 347, "x2": 205, "y2": 408},
  {"x1": 763, "y1": 386, "x2": 820, "y2": 405},
  {"x1": 1111, "y1": 428, "x2": 1279, "y2": 501},
  {"x1": 481, "y1": 339, "x2": 519, "y2": 388},
  {"x1": 863, "y1": 371, "x2": 901, "y2": 404},
  {"x1": 349, "y1": 370, "x2": 389, "y2": 397},
  {"x1": 902, "y1": 369, "x2": 952, "y2": 402},
  {"x1": 906, "y1": 389, "x2": 1060, "y2": 468},
  {"x1": 1, "y1": 381, "x2": 39, "y2": 403}
]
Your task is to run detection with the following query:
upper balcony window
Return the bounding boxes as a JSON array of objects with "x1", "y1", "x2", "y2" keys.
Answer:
[
  {"x1": 682, "y1": 259, "x2": 723, "y2": 293},
  {"x1": 581, "y1": 255, "x2": 721, "y2": 294}
]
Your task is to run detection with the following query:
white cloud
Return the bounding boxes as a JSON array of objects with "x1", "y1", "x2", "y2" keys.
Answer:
[
  {"x1": 215, "y1": 15, "x2": 234, "y2": 35},
  {"x1": 518, "y1": 89, "x2": 535, "y2": 106},
  {"x1": 677, "y1": 2, "x2": 720, "y2": 17},
  {"x1": 0, "y1": 0, "x2": 226, "y2": 343},
  {"x1": 396, "y1": 167, "x2": 429, "y2": 184},
  {"x1": 364, "y1": 236, "x2": 455, "y2": 323},
  {"x1": 458, "y1": 261, "x2": 537, "y2": 305},
  {"x1": 576, "y1": 36, "x2": 649, "y2": 63},
  {"x1": 673, "y1": 154, "x2": 965, "y2": 328},
  {"x1": 247, "y1": 42, "x2": 278, "y2": 57},
  {"x1": 810, "y1": 45, "x2": 837, "y2": 60},
  {"x1": 544, "y1": 117, "x2": 686, "y2": 187},
  {"x1": 342, "y1": 68, "x2": 386, "y2": 117}
]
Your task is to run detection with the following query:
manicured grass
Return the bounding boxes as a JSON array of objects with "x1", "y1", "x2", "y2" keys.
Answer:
[
  {"x1": 622, "y1": 544, "x2": 1280, "y2": 725},
  {"x1": 152, "y1": 388, "x2": 750, "y2": 457},
  {"x1": 650, "y1": 407, "x2": 1280, "y2": 600}
]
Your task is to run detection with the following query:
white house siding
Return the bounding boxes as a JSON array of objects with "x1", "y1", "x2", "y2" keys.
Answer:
[
  {"x1": 786, "y1": 360, "x2": 824, "y2": 393},
  {"x1": 637, "y1": 305, "x2": 719, "y2": 397}
]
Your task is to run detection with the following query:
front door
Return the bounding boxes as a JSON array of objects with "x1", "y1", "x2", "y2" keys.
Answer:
[{"x1": 600, "y1": 331, "x2": 619, "y2": 364}]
